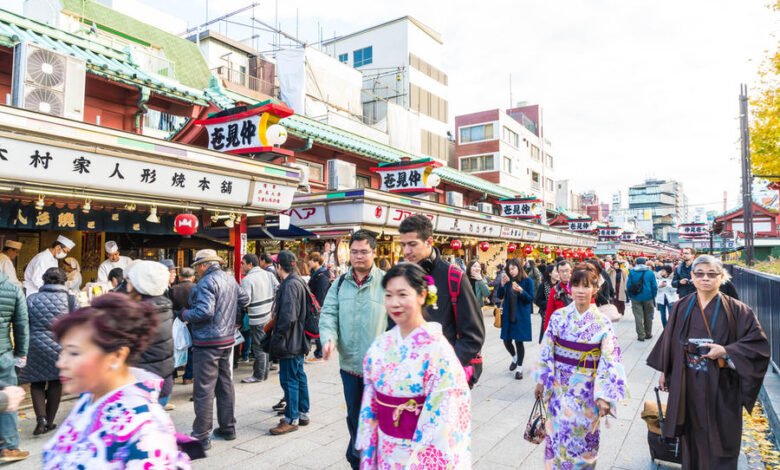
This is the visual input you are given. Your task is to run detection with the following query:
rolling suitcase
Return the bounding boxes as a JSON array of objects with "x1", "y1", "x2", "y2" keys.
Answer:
[{"x1": 645, "y1": 386, "x2": 682, "y2": 465}]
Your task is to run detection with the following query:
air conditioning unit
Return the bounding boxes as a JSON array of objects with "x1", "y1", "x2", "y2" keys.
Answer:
[
  {"x1": 466, "y1": 205, "x2": 478, "y2": 211},
  {"x1": 445, "y1": 191, "x2": 464, "y2": 208},
  {"x1": 285, "y1": 162, "x2": 311, "y2": 193},
  {"x1": 477, "y1": 202, "x2": 493, "y2": 214},
  {"x1": 12, "y1": 42, "x2": 86, "y2": 121},
  {"x1": 327, "y1": 160, "x2": 356, "y2": 191}
]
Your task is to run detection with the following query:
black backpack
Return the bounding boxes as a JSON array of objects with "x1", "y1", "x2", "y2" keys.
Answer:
[{"x1": 628, "y1": 271, "x2": 646, "y2": 297}]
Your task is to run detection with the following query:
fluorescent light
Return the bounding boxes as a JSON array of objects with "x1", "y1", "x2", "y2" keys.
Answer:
[
  {"x1": 20, "y1": 188, "x2": 201, "y2": 210},
  {"x1": 0, "y1": 186, "x2": 13, "y2": 191}
]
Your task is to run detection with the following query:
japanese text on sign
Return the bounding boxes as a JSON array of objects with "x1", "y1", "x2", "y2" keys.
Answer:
[
  {"x1": 205, "y1": 116, "x2": 260, "y2": 153},
  {"x1": 568, "y1": 221, "x2": 592, "y2": 231}
]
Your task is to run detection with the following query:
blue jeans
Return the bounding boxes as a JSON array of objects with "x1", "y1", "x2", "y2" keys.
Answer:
[
  {"x1": 279, "y1": 356, "x2": 309, "y2": 423},
  {"x1": 340, "y1": 370, "x2": 363, "y2": 470},
  {"x1": 658, "y1": 298, "x2": 671, "y2": 328},
  {"x1": 183, "y1": 347, "x2": 194, "y2": 380},
  {"x1": 0, "y1": 351, "x2": 19, "y2": 450}
]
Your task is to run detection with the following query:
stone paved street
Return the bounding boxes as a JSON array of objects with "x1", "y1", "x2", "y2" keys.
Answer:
[{"x1": 10, "y1": 306, "x2": 738, "y2": 468}]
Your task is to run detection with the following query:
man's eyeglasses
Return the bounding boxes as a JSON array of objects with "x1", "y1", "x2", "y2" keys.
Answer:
[
  {"x1": 692, "y1": 271, "x2": 721, "y2": 279},
  {"x1": 350, "y1": 250, "x2": 372, "y2": 257}
]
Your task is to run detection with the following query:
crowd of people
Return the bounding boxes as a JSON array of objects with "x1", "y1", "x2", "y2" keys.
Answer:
[{"x1": 0, "y1": 223, "x2": 770, "y2": 469}]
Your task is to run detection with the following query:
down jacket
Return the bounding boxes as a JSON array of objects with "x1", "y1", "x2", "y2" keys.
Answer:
[
  {"x1": 18, "y1": 284, "x2": 74, "y2": 384},
  {"x1": 183, "y1": 265, "x2": 249, "y2": 348},
  {"x1": 270, "y1": 273, "x2": 309, "y2": 359},
  {"x1": 137, "y1": 295, "x2": 175, "y2": 380},
  {"x1": 0, "y1": 272, "x2": 28, "y2": 357}
]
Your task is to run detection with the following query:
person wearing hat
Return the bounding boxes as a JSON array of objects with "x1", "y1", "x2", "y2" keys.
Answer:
[
  {"x1": 0, "y1": 241, "x2": 22, "y2": 287},
  {"x1": 182, "y1": 249, "x2": 249, "y2": 449},
  {"x1": 159, "y1": 259, "x2": 177, "y2": 287},
  {"x1": 97, "y1": 241, "x2": 132, "y2": 284},
  {"x1": 23, "y1": 236, "x2": 74, "y2": 297}
]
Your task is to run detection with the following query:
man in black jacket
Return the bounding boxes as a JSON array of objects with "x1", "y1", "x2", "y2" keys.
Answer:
[
  {"x1": 269, "y1": 250, "x2": 310, "y2": 435},
  {"x1": 398, "y1": 215, "x2": 486, "y2": 387},
  {"x1": 306, "y1": 252, "x2": 330, "y2": 362},
  {"x1": 672, "y1": 247, "x2": 696, "y2": 298},
  {"x1": 183, "y1": 250, "x2": 249, "y2": 449}
]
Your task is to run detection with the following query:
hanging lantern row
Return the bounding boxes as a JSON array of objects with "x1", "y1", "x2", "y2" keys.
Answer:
[
  {"x1": 507, "y1": 243, "x2": 517, "y2": 253},
  {"x1": 479, "y1": 241, "x2": 490, "y2": 252},
  {"x1": 523, "y1": 244, "x2": 534, "y2": 255},
  {"x1": 450, "y1": 239, "x2": 463, "y2": 250}
]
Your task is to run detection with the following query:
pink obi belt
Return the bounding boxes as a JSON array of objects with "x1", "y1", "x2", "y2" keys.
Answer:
[
  {"x1": 554, "y1": 336, "x2": 601, "y2": 370},
  {"x1": 375, "y1": 392, "x2": 426, "y2": 440}
]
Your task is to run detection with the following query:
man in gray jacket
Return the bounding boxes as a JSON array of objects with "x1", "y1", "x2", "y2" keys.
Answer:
[
  {"x1": 240, "y1": 254, "x2": 279, "y2": 384},
  {"x1": 0, "y1": 271, "x2": 28, "y2": 462}
]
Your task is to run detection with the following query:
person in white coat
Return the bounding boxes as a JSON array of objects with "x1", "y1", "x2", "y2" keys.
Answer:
[
  {"x1": 97, "y1": 241, "x2": 132, "y2": 284},
  {"x1": 0, "y1": 241, "x2": 22, "y2": 287},
  {"x1": 655, "y1": 265, "x2": 678, "y2": 328},
  {"x1": 23, "y1": 236, "x2": 74, "y2": 297}
]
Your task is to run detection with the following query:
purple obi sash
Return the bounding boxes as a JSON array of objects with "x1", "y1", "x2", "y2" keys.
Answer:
[
  {"x1": 375, "y1": 392, "x2": 426, "y2": 440},
  {"x1": 553, "y1": 336, "x2": 601, "y2": 370}
]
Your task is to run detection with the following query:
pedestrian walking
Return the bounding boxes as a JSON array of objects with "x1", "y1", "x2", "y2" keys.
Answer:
[
  {"x1": 535, "y1": 263, "x2": 627, "y2": 468},
  {"x1": 18, "y1": 268, "x2": 74, "y2": 436},
  {"x1": 307, "y1": 252, "x2": 331, "y2": 362},
  {"x1": 0, "y1": 261, "x2": 28, "y2": 462},
  {"x1": 240, "y1": 254, "x2": 279, "y2": 384},
  {"x1": 268, "y1": 251, "x2": 311, "y2": 435},
  {"x1": 356, "y1": 263, "x2": 471, "y2": 468},
  {"x1": 534, "y1": 265, "x2": 556, "y2": 343},
  {"x1": 0, "y1": 241, "x2": 22, "y2": 287},
  {"x1": 655, "y1": 265, "x2": 677, "y2": 328},
  {"x1": 182, "y1": 249, "x2": 249, "y2": 449},
  {"x1": 611, "y1": 259, "x2": 629, "y2": 314},
  {"x1": 525, "y1": 259, "x2": 542, "y2": 292},
  {"x1": 170, "y1": 267, "x2": 196, "y2": 385},
  {"x1": 24, "y1": 235, "x2": 74, "y2": 297},
  {"x1": 43, "y1": 294, "x2": 191, "y2": 468},
  {"x1": 398, "y1": 214, "x2": 485, "y2": 387},
  {"x1": 466, "y1": 260, "x2": 491, "y2": 308},
  {"x1": 319, "y1": 230, "x2": 387, "y2": 469},
  {"x1": 648, "y1": 255, "x2": 770, "y2": 469},
  {"x1": 672, "y1": 248, "x2": 696, "y2": 299},
  {"x1": 626, "y1": 257, "x2": 658, "y2": 341},
  {"x1": 496, "y1": 258, "x2": 535, "y2": 380},
  {"x1": 543, "y1": 260, "x2": 573, "y2": 334}
]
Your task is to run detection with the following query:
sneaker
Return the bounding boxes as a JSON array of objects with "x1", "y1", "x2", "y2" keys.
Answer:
[
  {"x1": 270, "y1": 421, "x2": 299, "y2": 435},
  {"x1": 299, "y1": 413, "x2": 310, "y2": 426},
  {"x1": 509, "y1": 361, "x2": 518, "y2": 372},
  {"x1": 272, "y1": 399, "x2": 287, "y2": 412},
  {"x1": 213, "y1": 428, "x2": 236, "y2": 441},
  {"x1": 638, "y1": 337, "x2": 646, "y2": 342},
  {"x1": 0, "y1": 449, "x2": 30, "y2": 462},
  {"x1": 646, "y1": 334, "x2": 653, "y2": 340},
  {"x1": 305, "y1": 357, "x2": 324, "y2": 364},
  {"x1": 515, "y1": 371, "x2": 523, "y2": 380},
  {"x1": 164, "y1": 403, "x2": 176, "y2": 411},
  {"x1": 242, "y1": 376, "x2": 264, "y2": 384}
]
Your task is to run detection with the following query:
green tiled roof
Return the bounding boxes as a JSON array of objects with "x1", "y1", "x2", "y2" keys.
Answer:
[
  {"x1": 0, "y1": 8, "x2": 206, "y2": 105},
  {"x1": 61, "y1": 0, "x2": 211, "y2": 90}
]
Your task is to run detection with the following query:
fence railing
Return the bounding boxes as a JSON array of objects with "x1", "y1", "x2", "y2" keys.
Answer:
[
  {"x1": 211, "y1": 66, "x2": 275, "y2": 97},
  {"x1": 730, "y1": 265, "x2": 780, "y2": 372}
]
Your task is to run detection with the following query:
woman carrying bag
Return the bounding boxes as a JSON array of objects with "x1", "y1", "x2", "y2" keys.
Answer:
[{"x1": 496, "y1": 259, "x2": 535, "y2": 380}]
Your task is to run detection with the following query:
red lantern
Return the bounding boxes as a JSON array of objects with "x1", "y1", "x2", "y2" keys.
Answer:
[
  {"x1": 450, "y1": 239, "x2": 462, "y2": 250},
  {"x1": 543, "y1": 246, "x2": 551, "y2": 255},
  {"x1": 523, "y1": 244, "x2": 534, "y2": 255},
  {"x1": 585, "y1": 248, "x2": 594, "y2": 258},
  {"x1": 507, "y1": 243, "x2": 517, "y2": 253},
  {"x1": 479, "y1": 241, "x2": 490, "y2": 252},
  {"x1": 173, "y1": 213, "x2": 199, "y2": 237},
  {"x1": 554, "y1": 248, "x2": 563, "y2": 256},
  {"x1": 563, "y1": 249, "x2": 573, "y2": 258}
]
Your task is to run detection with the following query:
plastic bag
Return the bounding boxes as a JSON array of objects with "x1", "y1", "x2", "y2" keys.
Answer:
[{"x1": 173, "y1": 318, "x2": 191, "y2": 350}]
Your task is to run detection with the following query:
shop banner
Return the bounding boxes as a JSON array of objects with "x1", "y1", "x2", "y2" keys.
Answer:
[
  {"x1": 501, "y1": 226, "x2": 524, "y2": 239},
  {"x1": 679, "y1": 223, "x2": 709, "y2": 238},
  {"x1": 248, "y1": 182, "x2": 297, "y2": 211},
  {"x1": 281, "y1": 205, "x2": 327, "y2": 226},
  {"x1": 386, "y1": 207, "x2": 437, "y2": 227},
  {"x1": 567, "y1": 220, "x2": 594, "y2": 232},
  {"x1": 371, "y1": 159, "x2": 442, "y2": 194},
  {"x1": 436, "y1": 216, "x2": 501, "y2": 237},
  {"x1": 195, "y1": 102, "x2": 294, "y2": 155},
  {"x1": 0, "y1": 137, "x2": 251, "y2": 207},
  {"x1": 498, "y1": 197, "x2": 542, "y2": 219},
  {"x1": 523, "y1": 229, "x2": 542, "y2": 242},
  {"x1": 598, "y1": 227, "x2": 622, "y2": 239},
  {"x1": 620, "y1": 231, "x2": 636, "y2": 241}
]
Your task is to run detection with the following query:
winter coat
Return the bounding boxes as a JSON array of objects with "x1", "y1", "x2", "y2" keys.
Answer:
[
  {"x1": 544, "y1": 282, "x2": 572, "y2": 332},
  {"x1": 496, "y1": 277, "x2": 535, "y2": 342},
  {"x1": 137, "y1": 295, "x2": 175, "y2": 380},
  {"x1": 169, "y1": 280, "x2": 195, "y2": 319},
  {"x1": 655, "y1": 273, "x2": 678, "y2": 305},
  {"x1": 469, "y1": 278, "x2": 491, "y2": 307},
  {"x1": 534, "y1": 279, "x2": 553, "y2": 313},
  {"x1": 0, "y1": 272, "x2": 27, "y2": 357},
  {"x1": 19, "y1": 284, "x2": 74, "y2": 384},
  {"x1": 270, "y1": 273, "x2": 309, "y2": 359},
  {"x1": 610, "y1": 268, "x2": 629, "y2": 302},
  {"x1": 183, "y1": 265, "x2": 249, "y2": 348},
  {"x1": 308, "y1": 266, "x2": 331, "y2": 306},
  {"x1": 241, "y1": 267, "x2": 279, "y2": 327},
  {"x1": 626, "y1": 264, "x2": 658, "y2": 302},
  {"x1": 720, "y1": 280, "x2": 740, "y2": 300},
  {"x1": 318, "y1": 266, "x2": 387, "y2": 375},
  {"x1": 672, "y1": 261, "x2": 696, "y2": 298}
]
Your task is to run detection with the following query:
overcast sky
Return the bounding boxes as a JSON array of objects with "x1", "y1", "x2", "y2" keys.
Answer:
[{"x1": 10, "y1": 0, "x2": 778, "y2": 215}]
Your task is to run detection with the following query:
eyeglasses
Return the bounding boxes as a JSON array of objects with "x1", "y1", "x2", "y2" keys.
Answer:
[
  {"x1": 350, "y1": 250, "x2": 372, "y2": 257},
  {"x1": 692, "y1": 271, "x2": 721, "y2": 279}
]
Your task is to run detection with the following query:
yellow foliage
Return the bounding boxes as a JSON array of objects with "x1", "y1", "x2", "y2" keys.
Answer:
[{"x1": 750, "y1": 0, "x2": 780, "y2": 180}]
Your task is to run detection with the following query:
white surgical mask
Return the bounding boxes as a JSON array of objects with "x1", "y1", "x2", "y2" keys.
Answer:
[{"x1": 55, "y1": 251, "x2": 67, "y2": 260}]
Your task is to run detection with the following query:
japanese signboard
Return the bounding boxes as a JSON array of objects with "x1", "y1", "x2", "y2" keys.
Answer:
[
  {"x1": 280, "y1": 206, "x2": 327, "y2": 226},
  {"x1": 498, "y1": 197, "x2": 542, "y2": 219},
  {"x1": 598, "y1": 227, "x2": 622, "y2": 239},
  {"x1": 370, "y1": 158, "x2": 442, "y2": 194},
  {"x1": 501, "y1": 226, "x2": 524, "y2": 239},
  {"x1": 679, "y1": 223, "x2": 709, "y2": 238},
  {"x1": 620, "y1": 231, "x2": 636, "y2": 241},
  {"x1": 0, "y1": 137, "x2": 253, "y2": 207},
  {"x1": 567, "y1": 219, "x2": 594, "y2": 232},
  {"x1": 248, "y1": 182, "x2": 297, "y2": 211},
  {"x1": 436, "y1": 216, "x2": 501, "y2": 237},
  {"x1": 195, "y1": 102, "x2": 294, "y2": 155}
]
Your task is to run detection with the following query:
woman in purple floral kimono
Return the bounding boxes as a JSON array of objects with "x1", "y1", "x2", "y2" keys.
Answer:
[{"x1": 534, "y1": 263, "x2": 627, "y2": 469}]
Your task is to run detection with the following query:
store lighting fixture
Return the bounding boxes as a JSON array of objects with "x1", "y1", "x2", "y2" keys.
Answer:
[
  {"x1": 0, "y1": 185, "x2": 14, "y2": 192},
  {"x1": 82, "y1": 199, "x2": 91, "y2": 214},
  {"x1": 19, "y1": 188, "x2": 201, "y2": 210},
  {"x1": 210, "y1": 211, "x2": 221, "y2": 224},
  {"x1": 34, "y1": 194, "x2": 45, "y2": 210},
  {"x1": 146, "y1": 206, "x2": 160, "y2": 223},
  {"x1": 224, "y1": 213, "x2": 237, "y2": 228},
  {"x1": 125, "y1": 203, "x2": 137, "y2": 212}
]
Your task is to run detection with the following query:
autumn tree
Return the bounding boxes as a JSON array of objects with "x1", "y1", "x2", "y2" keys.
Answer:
[{"x1": 750, "y1": 1, "x2": 780, "y2": 180}]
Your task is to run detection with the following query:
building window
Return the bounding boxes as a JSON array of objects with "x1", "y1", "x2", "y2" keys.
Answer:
[
  {"x1": 546, "y1": 177, "x2": 553, "y2": 191},
  {"x1": 460, "y1": 155, "x2": 494, "y2": 173},
  {"x1": 545, "y1": 154, "x2": 554, "y2": 168},
  {"x1": 502, "y1": 127, "x2": 519, "y2": 147},
  {"x1": 530, "y1": 144, "x2": 541, "y2": 161},
  {"x1": 356, "y1": 174, "x2": 371, "y2": 188},
  {"x1": 338, "y1": 53, "x2": 348, "y2": 64},
  {"x1": 353, "y1": 46, "x2": 373, "y2": 67},
  {"x1": 503, "y1": 156, "x2": 512, "y2": 174},
  {"x1": 459, "y1": 123, "x2": 494, "y2": 143},
  {"x1": 531, "y1": 171, "x2": 541, "y2": 189},
  {"x1": 297, "y1": 159, "x2": 324, "y2": 182}
]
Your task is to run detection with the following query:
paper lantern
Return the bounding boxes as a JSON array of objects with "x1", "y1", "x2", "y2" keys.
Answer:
[
  {"x1": 563, "y1": 249, "x2": 573, "y2": 258},
  {"x1": 543, "y1": 246, "x2": 551, "y2": 254},
  {"x1": 523, "y1": 244, "x2": 534, "y2": 255},
  {"x1": 479, "y1": 241, "x2": 490, "y2": 252},
  {"x1": 585, "y1": 248, "x2": 594, "y2": 258},
  {"x1": 450, "y1": 239, "x2": 462, "y2": 250},
  {"x1": 507, "y1": 243, "x2": 517, "y2": 253},
  {"x1": 173, "y1": 213, "x2": 199, "y2": 237},
  {"x1": 554, "y1": 248, "x2": 563, "y2": 256}
]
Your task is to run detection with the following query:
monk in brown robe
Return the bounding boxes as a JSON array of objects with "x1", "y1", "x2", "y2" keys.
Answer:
[{"x1": 647, "y1": 255, "x2": 769, "y2": 469}]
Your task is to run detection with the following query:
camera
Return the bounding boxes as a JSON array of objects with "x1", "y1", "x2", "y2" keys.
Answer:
[{"x1": 689, "y1": 338, "x2": 713, "y2": 356}]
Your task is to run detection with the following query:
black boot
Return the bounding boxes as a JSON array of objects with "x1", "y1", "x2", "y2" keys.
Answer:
[{"x1": 33, "y1": 418, "x2": 47, "y2": 436}]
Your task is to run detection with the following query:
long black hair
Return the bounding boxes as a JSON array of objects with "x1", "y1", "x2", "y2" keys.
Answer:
[
  {"x1": 382, "y1": 262, "x2": 429, "y2": 296},
  {"x1": 505, "y1": 258, "x2": 528, "y2": 282}
]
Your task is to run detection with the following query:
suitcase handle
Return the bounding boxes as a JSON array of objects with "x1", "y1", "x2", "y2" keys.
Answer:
[{"x1": 654, "y1": 386, "x2": 665, "y2": 424}]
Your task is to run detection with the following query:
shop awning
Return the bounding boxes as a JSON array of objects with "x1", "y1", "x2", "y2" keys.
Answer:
[{"x1": 204, "y1": 224, "x2": 317, "y2": 241}]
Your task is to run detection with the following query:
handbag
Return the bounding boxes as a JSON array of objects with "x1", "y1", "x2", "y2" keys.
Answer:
[
  {"x1": 493, "y1": 307, "x2": 502, "y2": 328},
  {"x1": 233, "y1": 328, "x2": 245, "y2": 346},
  {"x1": 598, "y1": 304, "x2": 621, "y2": 323},
  {"x1": 524, "y1": 397, "x2": 547, "y2": 444}
]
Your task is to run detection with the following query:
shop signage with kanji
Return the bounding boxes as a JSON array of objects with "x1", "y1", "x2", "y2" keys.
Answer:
[
  {"x1": 567, "y1": 219, "x2": 594, "y2": 232},
  {"x1": 598, "y1": 227, "x2": 623, "y2": 239},
  {"x1": 621, "y1": 231, "x2": 636, "y2": 241},
  {"x1": 498, "y1": 197, "x2": 542, "y2": 219},
  {"x1": 679, "y1": 223, "x2": 709, "y2": 238},
  {"x1": 194, "y1": 101, "x2": 294, "y2": 155},
  {"x1": 436, "y1": 216, "x2": 500, "y2": 237},
  {"x1": 370, "y1": 158, "x2": 443, "y2": 194}
]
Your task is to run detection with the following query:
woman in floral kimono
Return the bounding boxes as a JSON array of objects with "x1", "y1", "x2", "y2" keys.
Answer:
[
  {"x1": 534, "y1": 263, "x2": 627, "y2": 469},
  {"x1": 43, "y1": 293, "x2": 191, "y2": 469},
  {"x1": 357, "y1": 263, "x2": 471, "y2": 469}
]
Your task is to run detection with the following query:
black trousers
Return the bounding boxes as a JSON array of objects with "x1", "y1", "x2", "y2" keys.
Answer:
[
  {"x1": 191, "y1": 347, "x2": 235, "y2": 441},
  {"x1": 30, "y1": 380, "x2": 62, "y2": 423},
  {"x1": 250, "y1": 325, "x2": 270, "y2": 380},
  {"x1": 340, "y1": 370, "x2": 363, "y2": 470}
]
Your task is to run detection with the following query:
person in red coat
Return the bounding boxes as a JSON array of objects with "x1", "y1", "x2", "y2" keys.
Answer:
[{"x1": 543, "y1": 261, "x2": 573, "y2": 335}]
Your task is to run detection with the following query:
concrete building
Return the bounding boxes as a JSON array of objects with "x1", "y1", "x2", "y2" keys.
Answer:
[
  {"x1": 581, "y1": 191, "x2": 602, "y2": 220},
  {"x1": 321, "y1": 16, "x2": 450, "y2": 162},
  {"x1": 628, "y1": 178, "x2": 688, "y2": 241},
  {"x1": 555, "y1": 180, "x2": 583, "y2": 213},
  {"x1": 453, "y1": 106, "x2": 556, "y2": 208}
]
